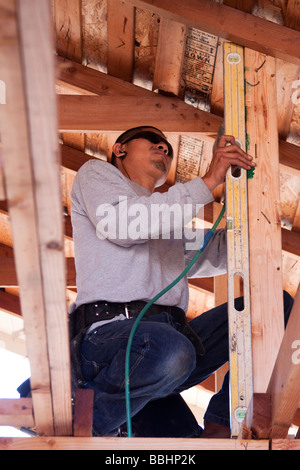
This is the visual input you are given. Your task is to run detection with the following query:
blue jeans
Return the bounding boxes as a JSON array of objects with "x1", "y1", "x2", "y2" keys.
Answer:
[{"x1": 81, "y1": 291, "x2": 294, "y2": 436}]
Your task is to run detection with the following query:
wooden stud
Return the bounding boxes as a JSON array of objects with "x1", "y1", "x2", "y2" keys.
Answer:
[
  {"x1": 268, "y1": 284, "x2": 300, "y2": 438},
  {"x1": 17, "y1": 0, "x2": 72, "y2": 436},
  {"x1": 0, "y1": 0, "x2": 54, "y2": 436},
  {"x1": 0, "y1": 0, "x2": 72, "y2": 435},
  {"x1": 245, "y1": 49, "x2": 284, "y2": 392}
]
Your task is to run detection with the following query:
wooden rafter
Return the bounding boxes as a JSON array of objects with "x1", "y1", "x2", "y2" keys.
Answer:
[
  {"x1": 57, "y1": 94, "x2": 222, "y2": 133},
  {"x1": 126, "y1": 0, "x2": 300, "y2": 65}
]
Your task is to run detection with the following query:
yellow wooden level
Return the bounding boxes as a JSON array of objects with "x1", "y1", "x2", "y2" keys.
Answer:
[{"x1": 223, "y1": 42, "x2": 253, "y2": 437}]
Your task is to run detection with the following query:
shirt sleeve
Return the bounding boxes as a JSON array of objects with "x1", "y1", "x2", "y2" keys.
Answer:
[{"x1": 184, "y1": 228, "x2": 227, "y2": 278}]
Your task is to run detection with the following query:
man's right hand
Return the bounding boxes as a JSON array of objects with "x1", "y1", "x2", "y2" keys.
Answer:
[{"x1": 202, "y1": 135, "x2": 256, "y2": 191}]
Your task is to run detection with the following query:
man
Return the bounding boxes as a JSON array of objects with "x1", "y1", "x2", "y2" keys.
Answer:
[{"x1": 69, "y1": 126, "x2": 292, "y2": 437}]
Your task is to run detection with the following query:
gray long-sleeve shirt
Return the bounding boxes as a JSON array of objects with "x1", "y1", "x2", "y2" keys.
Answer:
[{"x1": 69, "y1": 159, "x2": 227, "y2": 314}]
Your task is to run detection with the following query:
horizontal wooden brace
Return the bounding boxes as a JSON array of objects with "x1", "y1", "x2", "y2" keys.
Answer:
[
  {"x1": 0, "y1": 436, "x2": 270, "y2": 450},
  {"x1": 0, "y1": 398, "x2": 34, "y2": 428},
  {"x1": 57, "y1": 95, "x2": 222, "y2": 134}
]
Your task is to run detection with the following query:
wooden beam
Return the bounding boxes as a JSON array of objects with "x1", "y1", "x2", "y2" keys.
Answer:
[
  {"x1": 56, "y1": 55, "x2": 148, "y2": 96},
  {"x1": 268, "y1": 284, "x2": 300, "y2": 438},
  {"x1": 0, "y1": 0, "x2": 72, "y2": 435},
  {"x1": 57, "y1": 94, "x2": 222, "y2": 134},
  {"x1": 61, "y1": 143, "x2": 96, "y2": 172},
  {"x1": 245, "y1": 49, "x2": 285, "y2": 392},
  {"x1": 0, "y1": 289, "x2": 21, "y2": 316},
  {"x1": 0, "y1": 398, "x2": 34, "y2": 428},
  {"x1": 126, "y1": 0, "x2": 300, "y2": 65},
  {"x1": 56, "y1": 57, "x2": 300, "y2": 170},
  {"x1": 271, "y1": 440, "x2": 300, "y2": 450},
  {"x1": 0, "y1": 436, "x2": 269, "y2": 450}
]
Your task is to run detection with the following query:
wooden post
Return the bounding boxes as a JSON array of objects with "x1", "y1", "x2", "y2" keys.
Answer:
[
  {"x1": 268, "y1": 284, "x2": 300, "y2": 438},
  {"x1": 0, "y1": 0, "x2": 72, "y2": 435},
  {"x1": 245, "y1": 49, "x2": 284, "y2": 392}
]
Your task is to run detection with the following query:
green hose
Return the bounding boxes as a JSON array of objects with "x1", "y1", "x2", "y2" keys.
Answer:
[{"x1": 124, "y1": 204, "x2": 226, "y2": 437}]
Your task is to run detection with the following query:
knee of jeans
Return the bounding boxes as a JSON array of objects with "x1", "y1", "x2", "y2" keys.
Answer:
[{"x1": 156, "y1": 334, "x2": 196, "y2": 385}]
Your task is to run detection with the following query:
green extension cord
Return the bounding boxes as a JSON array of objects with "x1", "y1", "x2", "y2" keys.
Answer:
[{"x1": 124, "y1": 204, "x2": 226, "y2": 437}]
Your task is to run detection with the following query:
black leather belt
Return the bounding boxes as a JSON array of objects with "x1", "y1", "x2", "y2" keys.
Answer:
[
  {"x1": 84, "y1": 300, "x2": 186, "y2": 324},
  {"x1": 69, "y1": 300, "x2": 205, "y2": 357}
]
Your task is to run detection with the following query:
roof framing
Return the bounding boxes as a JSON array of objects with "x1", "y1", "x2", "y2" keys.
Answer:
[{"x1": 126, "y1": 0, "x2": 300, "y2": 65}]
